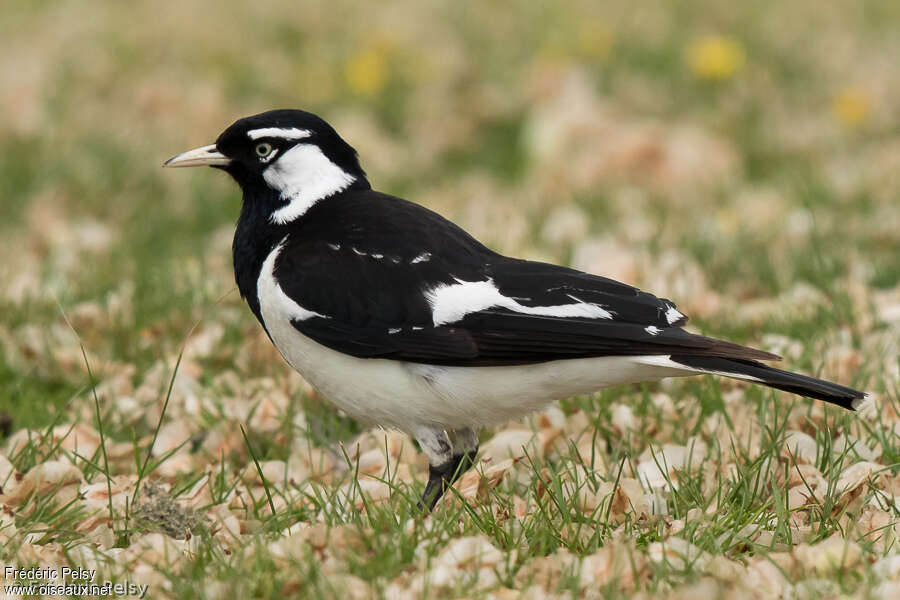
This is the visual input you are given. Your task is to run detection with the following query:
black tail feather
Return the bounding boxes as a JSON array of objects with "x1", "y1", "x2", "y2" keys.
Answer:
[{"x1": 670, "y1": 355, "x2": 866, "y2": 411}]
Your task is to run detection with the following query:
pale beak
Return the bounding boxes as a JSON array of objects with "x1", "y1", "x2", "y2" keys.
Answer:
[{"x1": 163, "y1": 144, "x2": 231, "y2": 168}]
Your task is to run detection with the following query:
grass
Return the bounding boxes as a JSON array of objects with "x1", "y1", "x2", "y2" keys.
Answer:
[{"x1": 1, "y1": 0, "x2": 899, "y2": 598}]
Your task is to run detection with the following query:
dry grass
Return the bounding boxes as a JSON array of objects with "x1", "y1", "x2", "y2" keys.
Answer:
[{"x1": 1, "y1": 1, "x2": 899, "y2": 598}]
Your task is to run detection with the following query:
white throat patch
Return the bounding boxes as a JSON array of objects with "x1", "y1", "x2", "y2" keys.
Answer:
[{"x1": 264, "y1": 144, "x2": 357, "y2": 224}]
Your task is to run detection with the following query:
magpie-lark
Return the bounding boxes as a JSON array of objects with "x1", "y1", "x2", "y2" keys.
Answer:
[{"x1": 165, "y1": 109, "x2": 866, "y2": 509}]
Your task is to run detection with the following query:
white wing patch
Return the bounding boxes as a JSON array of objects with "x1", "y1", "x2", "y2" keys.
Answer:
[
  {"x1": 665, "y1": 305, "x2": 685, "y2": 324},
  {"x1": 425, "y1": 278, "x2": 614, "y2": 326},
  {"x1": 258, "y1": 238, "x2": 329, "y2": 322},
  {"x1": 265, "y1": 144, "x2": 357, "y2": 224},
  {"x1": 247, "y1": 127, "x2": 311, "y2": 140},
  {"x1": 645, "y1": 326, "x2": 662, "y2": 335}
]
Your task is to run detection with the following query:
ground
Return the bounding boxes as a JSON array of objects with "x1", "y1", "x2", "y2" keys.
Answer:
[{"x1": 1, "y1": 1, "x2": 900, "y2": 598}]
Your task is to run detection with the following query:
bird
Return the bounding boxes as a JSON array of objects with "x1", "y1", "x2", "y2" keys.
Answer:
[{"x1": 165, "y1": 109, "x2": 866, "y2": 510}]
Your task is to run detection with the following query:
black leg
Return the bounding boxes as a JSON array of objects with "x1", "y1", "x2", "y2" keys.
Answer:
[{"x1": 418, "y1": 447, "x2": 479, "y2": 511}]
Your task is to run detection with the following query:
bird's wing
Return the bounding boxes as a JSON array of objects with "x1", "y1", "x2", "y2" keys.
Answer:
[{"x1": 271, "y1": 192, "x2": 779, "y2": 366}]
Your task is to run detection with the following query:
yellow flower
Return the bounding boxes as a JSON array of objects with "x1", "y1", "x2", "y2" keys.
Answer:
[
  {"x1": 686, "y1": 35, "x2": 745, "y2": 81},
  {"x1": 832, "y1": 87, "x2": 870, "y2": 127},
  {"x1": 345, "y1": 46, "x2": 389, "y2": 97},
  {"x1": 577, "y1": 19, "x2": 614, "y2": 59},
  {"x1": 716, "y1": 208, "x2": 740, "y2": 235}
]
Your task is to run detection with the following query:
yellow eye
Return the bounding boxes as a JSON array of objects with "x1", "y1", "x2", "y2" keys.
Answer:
[{"x1": 255, "y1": 142, "x2": 273, "y2": 157}]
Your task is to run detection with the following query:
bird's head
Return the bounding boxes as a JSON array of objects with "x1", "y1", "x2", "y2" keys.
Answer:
[{"x1": 164, "y1": 109, "x2": 369, "y2": 223}]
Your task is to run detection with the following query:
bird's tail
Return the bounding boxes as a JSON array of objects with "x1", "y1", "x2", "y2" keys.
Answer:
[{"x1": 669, "y1": 355, "x2": 866, "y2": 411}]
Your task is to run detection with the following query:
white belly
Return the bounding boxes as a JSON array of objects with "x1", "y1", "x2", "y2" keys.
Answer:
[
  {"x1": 261, "y1": 307, "x2": 688, "y2": 431},
  {"x1": 257, "y1": 241, "x2": 693, "y2": 433}
]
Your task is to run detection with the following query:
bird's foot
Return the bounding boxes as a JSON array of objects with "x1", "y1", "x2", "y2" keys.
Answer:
[{"x1": 417, "y1": 449, "x2": 479, "y2": 511}]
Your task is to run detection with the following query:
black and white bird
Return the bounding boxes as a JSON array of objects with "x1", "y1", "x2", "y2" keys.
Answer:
[{"x1": 165, "y1": 109, "x2": 865, "y2": 509}]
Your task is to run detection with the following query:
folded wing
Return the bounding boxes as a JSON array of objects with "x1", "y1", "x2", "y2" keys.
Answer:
[{"x1": 273, "y1": 192, "x2": 779, "y2": 366}]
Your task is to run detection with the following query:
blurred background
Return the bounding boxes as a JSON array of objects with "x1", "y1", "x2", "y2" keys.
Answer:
[{"x1": 1, "y1": 0, "x2": 898, "y2": 428}]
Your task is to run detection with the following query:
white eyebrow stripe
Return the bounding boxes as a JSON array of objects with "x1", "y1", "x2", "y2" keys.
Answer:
[{"x1": 247, "y1": 127, "x2": 312, "y2": 141}]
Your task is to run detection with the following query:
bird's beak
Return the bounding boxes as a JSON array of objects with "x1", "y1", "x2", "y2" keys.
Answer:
[{"x1": 163, "y1": 144, "x2": 231, "y2": 168}]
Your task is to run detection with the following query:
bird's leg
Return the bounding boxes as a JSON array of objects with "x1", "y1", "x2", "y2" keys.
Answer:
[
  {"x1": 447, "y1": 427, "x2": 480, "y2": 478},
  {"x1": 413, "y1": 427, "x2": 453, "y2": 510},
  {"x1": 413, "y1": 427, "x2": 479, "y2": 511}
]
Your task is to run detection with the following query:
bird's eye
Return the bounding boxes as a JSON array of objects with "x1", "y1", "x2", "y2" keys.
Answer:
[{"x1": 255, "y1": 142, "x2": 273, "y2": 158}]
